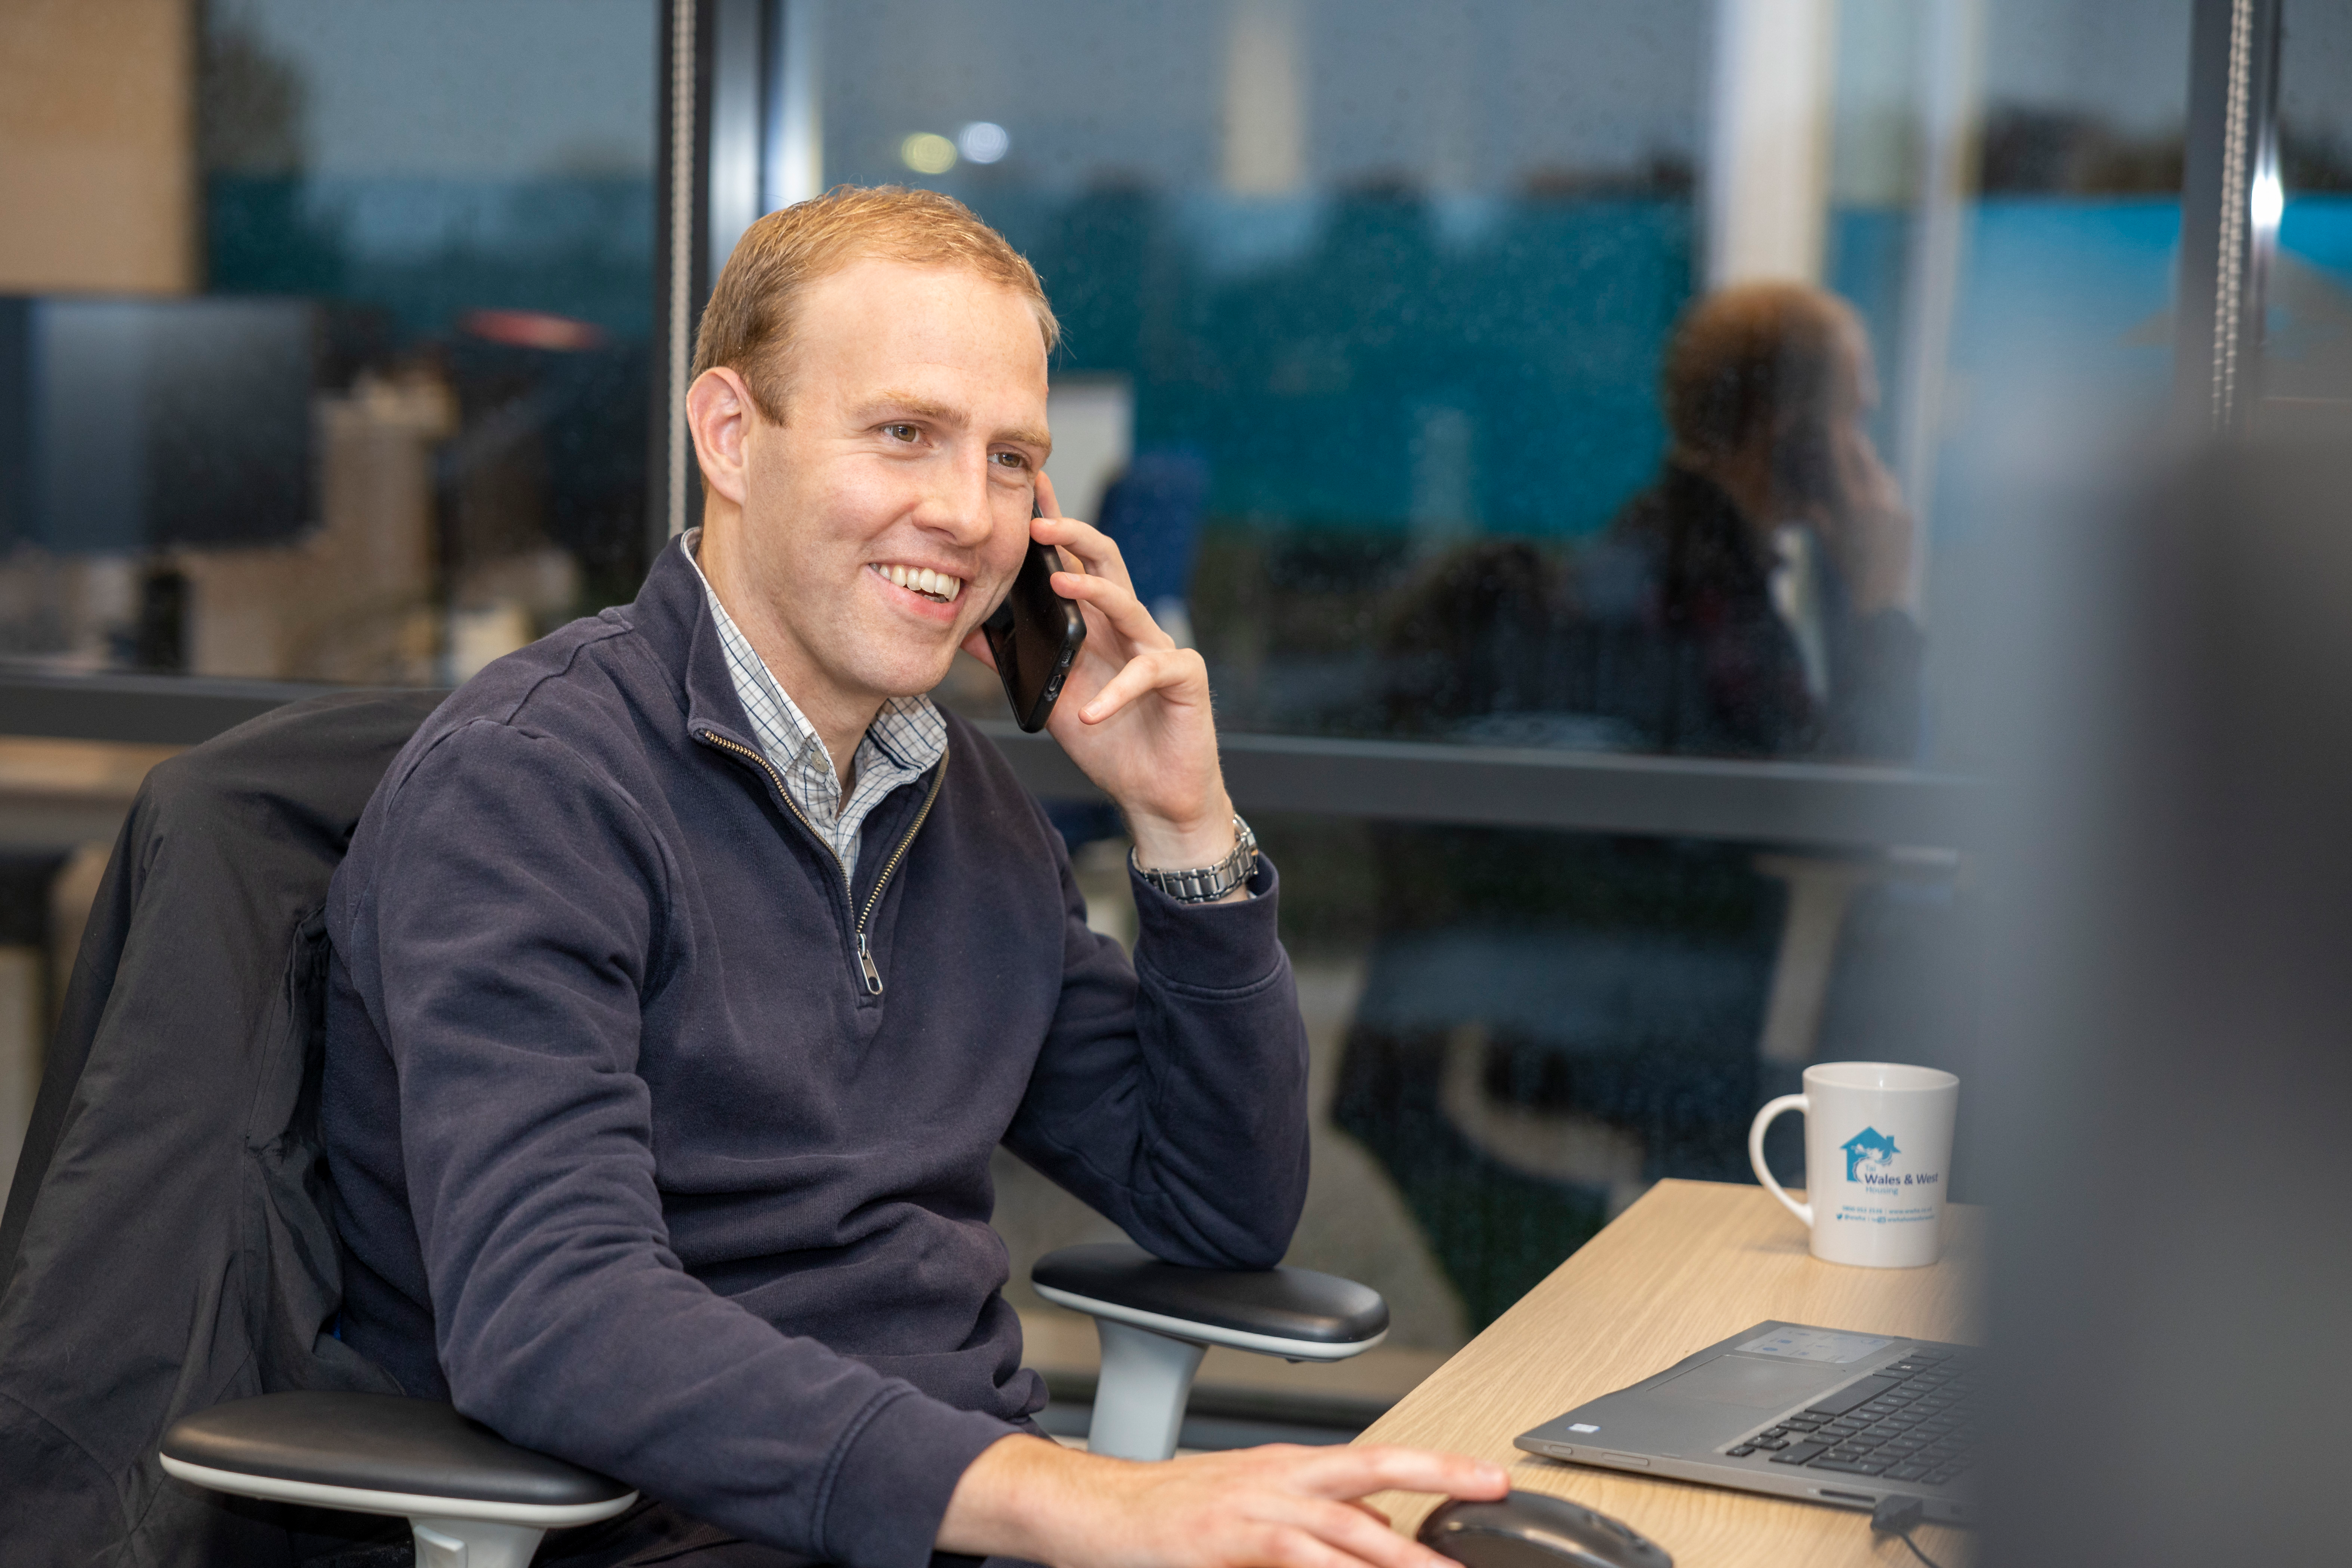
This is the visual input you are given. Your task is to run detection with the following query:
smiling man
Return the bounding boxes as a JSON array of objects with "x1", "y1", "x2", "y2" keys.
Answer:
[{"x1": 321, "y1": 187, "x2": 1502, "y2": 1568}]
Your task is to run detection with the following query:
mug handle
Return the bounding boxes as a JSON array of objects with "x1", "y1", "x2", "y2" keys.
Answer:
[{"x1": 1749, "y1": 1094, "x2": 1814, "y2": 1228}]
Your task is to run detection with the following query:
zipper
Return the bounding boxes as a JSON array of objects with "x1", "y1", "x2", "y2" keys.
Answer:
[
  {"x1": 851, "y1": 754, "x2": 947, "y2": 993},
  {"x1": 696, "y1": 728, "x2": 947, "y2": 996}
]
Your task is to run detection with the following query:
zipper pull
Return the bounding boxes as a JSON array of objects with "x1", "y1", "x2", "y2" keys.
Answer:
[{"x1": 855, "y1": 931, "x2": 883, "y2": 995}]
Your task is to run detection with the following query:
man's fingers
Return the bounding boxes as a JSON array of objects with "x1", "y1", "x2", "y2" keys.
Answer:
[
  {"x1": 1052, "y1": 569, "x2": 1173, "y2": 652},
  {"x1": 1035, "y1": 470, "x2": 1063, "y2": 519},
  {"x1": 1033, "y1": 513, "x2": 1136, "y2": 593},
  {"x1": 1253, "y1": 1522, "x2": 1410, "y2": 1568},
  {"x1": 1075, "y1": 647, "x2": 1201, "y2": 726},
  {"x1": 1279, "y1": 1496, "x2": 1449, "y2": 1568},
  {"x1": 1290, "y1": 1445, "x2": 1511, "y2": 1503},
  {"x1": 959, "y1": 630, "x2": 997, "y2": 670}
]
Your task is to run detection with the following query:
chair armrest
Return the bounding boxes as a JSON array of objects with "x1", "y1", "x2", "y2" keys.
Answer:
[
  {"x1": 1033, "y1": 1243, "x2": 1389, "y2": 1360},
  {"x1": 159, "y1": 1391, "x2": 635, "y2": 1529}
]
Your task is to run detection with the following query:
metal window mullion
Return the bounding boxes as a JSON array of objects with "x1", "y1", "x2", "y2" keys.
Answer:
[
  {"x1": 706, "y1": 0, "x2": 768, "y2": 290},
  {"x1": 2179, "y1": 0, "x2": 2284, "y2": 434},
  {"x1": 2210, "y1": 0, "x2": 2256, "y2": 428},
  {"x1": 664, "y1": 0, "x2": 699, "y2": 539}
]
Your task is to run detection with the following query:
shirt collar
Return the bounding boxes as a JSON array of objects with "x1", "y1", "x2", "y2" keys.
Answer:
[{"x1": 680, "y1": 528, "x2": 946, "y2": 777}]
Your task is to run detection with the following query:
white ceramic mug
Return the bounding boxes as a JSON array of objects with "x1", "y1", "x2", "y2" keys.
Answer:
[{"x1": 1748, "y1": 1061, "x2": 1959, "y2": 1268}]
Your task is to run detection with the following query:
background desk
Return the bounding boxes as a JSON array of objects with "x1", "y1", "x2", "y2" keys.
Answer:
[{"x1": 1361, "y1": 1179, "x2": 1981, "y2": 1567}]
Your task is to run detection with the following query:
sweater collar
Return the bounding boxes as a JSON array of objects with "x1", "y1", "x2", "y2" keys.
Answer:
[{"x1": 625, "y1": 534, "x2": 763, "y2": 753}]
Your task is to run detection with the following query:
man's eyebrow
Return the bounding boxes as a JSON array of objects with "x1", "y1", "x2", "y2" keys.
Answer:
[
  {"x1": 854, "y1": 393, "x2": 1048, "y2": 452},
  {"x1": 856, "y1": 391, "x2": 960, "y2": 425}
]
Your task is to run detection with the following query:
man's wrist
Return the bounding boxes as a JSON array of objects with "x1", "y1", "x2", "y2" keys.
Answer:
[
  {"x1": 937, "y1": 1431, "x2": 1129, "y2": 1561},
  {"x1": 1122, "y1": 789, "x2": 1240, "y2": 872}
]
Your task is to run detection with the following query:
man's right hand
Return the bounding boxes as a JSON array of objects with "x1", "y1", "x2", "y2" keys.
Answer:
[{"x1": 938, "y1": 1432, "x2": 1510, "y2": 1568}]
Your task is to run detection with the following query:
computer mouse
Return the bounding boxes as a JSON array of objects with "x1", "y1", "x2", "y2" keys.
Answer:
[{"x1": 1418, "y1": 1490, "x2": 1672, "y2": 1568}]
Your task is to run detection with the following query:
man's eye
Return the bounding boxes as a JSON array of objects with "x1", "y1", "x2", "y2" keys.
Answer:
[
  {"x1": 990, "y1": 451, "x2": 1028, "y2": 470},
  {"x1": 882, "y1": 423, "x2": 919, "y2": 442}
]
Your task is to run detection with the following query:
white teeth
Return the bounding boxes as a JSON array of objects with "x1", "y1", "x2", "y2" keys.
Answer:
[{"x1": 874, "y1": 563, "x2": 958, "y2": 602}]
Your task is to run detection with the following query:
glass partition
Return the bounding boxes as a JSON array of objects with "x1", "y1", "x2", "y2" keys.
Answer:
[
  {"x1": 825, "y1": 0, "x2": 2198, "y2": 780},
  {"x1": 836, "y1": 1, "x2": 1717, "y2": 750},
  {"x1": 0, "y1": 0, "x2": 660, "y2": 684}
]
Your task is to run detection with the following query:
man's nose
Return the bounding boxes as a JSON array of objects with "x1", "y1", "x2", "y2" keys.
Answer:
[{"x1": 909, "y1": 449, "x2": 996, "y2": 545}]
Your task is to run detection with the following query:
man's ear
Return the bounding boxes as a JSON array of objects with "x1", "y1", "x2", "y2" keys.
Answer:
[{"x1": 686, "y1": 367, "x2": 759, "y2": 507}]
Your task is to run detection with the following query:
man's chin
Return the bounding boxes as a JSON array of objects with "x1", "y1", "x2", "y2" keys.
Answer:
[{"x1": 855, "y1": 650, "x2": 964, "y2": 708}]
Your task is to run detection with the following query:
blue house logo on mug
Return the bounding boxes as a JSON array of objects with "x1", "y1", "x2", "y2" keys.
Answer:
[{"x1": 1842, "y1": 1127, "x2": 1899, "y2": 1182}]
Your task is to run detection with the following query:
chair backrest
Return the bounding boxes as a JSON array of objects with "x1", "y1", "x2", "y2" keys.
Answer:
[{"x1": 0, "y1": 689, "x2": 442, "y2": 1568}]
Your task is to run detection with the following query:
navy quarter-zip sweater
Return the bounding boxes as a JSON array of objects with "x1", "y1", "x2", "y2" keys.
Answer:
[{"x1": 322, "y1": 540, "x2": 1311, "y2": 1566}]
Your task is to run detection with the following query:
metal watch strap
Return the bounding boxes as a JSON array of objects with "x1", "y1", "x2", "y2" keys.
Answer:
[{"x1": 1133, "y1": 815, "x2": 1259, "y2": 904}]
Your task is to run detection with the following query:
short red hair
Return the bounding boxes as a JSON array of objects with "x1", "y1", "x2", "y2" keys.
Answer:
[{"x1": 691, "y1": 184, "x2": 1059, "y2": 422}]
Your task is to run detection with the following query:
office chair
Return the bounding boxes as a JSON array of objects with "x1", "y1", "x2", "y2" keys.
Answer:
[
  {"x1": 164, "y1": 1247, "x2": 1387, "y2": 1567},
  {"x1": 0, "y1": 691, "x2": 1388, "y2": 1568}
]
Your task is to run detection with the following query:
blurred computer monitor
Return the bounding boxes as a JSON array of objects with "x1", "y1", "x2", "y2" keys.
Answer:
[{"x1": 0, "y1": 296, "x2": 315, "y2": 556}]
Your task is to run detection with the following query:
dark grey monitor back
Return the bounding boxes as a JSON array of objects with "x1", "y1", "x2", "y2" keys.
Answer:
[{"x1": 1980, "y1": 431, "x2": 2352, "y2": 1566}]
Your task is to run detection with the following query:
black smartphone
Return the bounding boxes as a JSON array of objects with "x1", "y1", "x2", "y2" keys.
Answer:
[{"x1": 981, "y1": 500, "x2": 1087, "y2": 733}]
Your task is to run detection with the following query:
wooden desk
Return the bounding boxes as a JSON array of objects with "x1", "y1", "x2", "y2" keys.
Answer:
[{"x1": 1360, "y1": 1179, "x2": 1981, "y2": 1568}]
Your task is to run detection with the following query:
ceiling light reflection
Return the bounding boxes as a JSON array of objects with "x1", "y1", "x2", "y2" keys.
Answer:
[
  {"x1": 900, "y1": 132, "x2": 957, "y2": 175},
  {"x1": 958, "y1": 122, "x2": 1010, "y2": 164},
  {"x1": 2251, "y1": 168, "x2": 2284, "y2": 232}
]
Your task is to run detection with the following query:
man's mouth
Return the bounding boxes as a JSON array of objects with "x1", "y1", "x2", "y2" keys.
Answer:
[{"x1": 870, "y1": 562, "x2": 964, "y2": 605}]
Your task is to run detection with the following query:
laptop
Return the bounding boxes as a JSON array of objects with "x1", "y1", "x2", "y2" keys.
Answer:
[{"x1": 1515, "y1": 1321, "x2": 1981, "y2": 1525}]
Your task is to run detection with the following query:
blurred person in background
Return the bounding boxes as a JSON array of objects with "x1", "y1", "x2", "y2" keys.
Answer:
[{"x1": 1584, "y1": 281, "x2": 1924, "y2": 758}]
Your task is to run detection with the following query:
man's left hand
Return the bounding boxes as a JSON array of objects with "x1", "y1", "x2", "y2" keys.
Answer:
[{"x1": 960, "y1": 471, "x2": 1238, "y2": 881}]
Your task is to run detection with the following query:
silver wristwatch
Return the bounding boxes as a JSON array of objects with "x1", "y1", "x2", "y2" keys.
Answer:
[{"x1": 1133, "y1": 815, "x2": 1259, "y2": 904}]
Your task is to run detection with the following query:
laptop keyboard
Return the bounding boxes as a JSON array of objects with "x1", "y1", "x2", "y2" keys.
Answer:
[{"x1": 1722, "y1": 1346, "x2": 1979, "y2": 1487}]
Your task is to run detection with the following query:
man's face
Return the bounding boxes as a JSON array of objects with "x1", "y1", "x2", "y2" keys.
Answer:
[{"x1": 729, "y1": 257, "x2": 1049, "y2": 715}]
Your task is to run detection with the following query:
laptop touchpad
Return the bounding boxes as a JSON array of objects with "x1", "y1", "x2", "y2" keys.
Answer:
[{"x1": 1654, "y1": 1355, "x2": 1832, "y2": 1408}]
